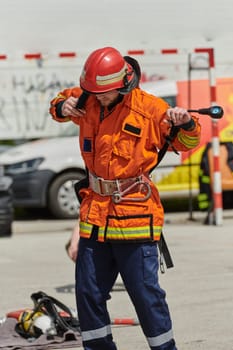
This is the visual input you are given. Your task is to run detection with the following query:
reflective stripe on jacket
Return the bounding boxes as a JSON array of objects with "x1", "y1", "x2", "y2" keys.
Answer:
[{"x1": 50, "y1": 87, "x2": 201, "y2": 242}]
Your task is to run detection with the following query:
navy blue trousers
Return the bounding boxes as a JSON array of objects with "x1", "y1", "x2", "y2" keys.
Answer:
[{"x1": 75, "y1": 227, "x2": 177, "y2": 350}]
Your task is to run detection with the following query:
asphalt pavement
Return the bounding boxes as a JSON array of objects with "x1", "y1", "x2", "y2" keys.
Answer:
[{"x1": 1, "y1": 210, "x2": 233, "y2": 350}]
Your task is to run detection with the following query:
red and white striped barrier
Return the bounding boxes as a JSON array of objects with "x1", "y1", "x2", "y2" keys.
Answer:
[
  {"x1": 0, "y1": 47, "x2": 217, "y2": 60},
  {"x1": 190, "y1": 48, "x2": 222, "y2": 225}
]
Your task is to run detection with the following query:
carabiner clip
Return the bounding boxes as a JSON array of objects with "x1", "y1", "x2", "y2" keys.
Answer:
[{"x1": 112, "y1": 180, "x2": 151, "y2": 203}]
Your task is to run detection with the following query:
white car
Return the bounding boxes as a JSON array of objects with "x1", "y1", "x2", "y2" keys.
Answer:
[{"x1": 0, "y1": 133, "x2": 86, "y2": 219}]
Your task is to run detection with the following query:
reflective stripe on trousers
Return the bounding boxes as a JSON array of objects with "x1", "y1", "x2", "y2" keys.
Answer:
[
  {"x1": 147, "y1": 329, "x2": 174, "y2": 347},
  {"x1": 75, "y1": 226, "x2": 177, "y2": 350},
  {"x1": 82, "y1": 324, "x2": 112, "y2": 342}
]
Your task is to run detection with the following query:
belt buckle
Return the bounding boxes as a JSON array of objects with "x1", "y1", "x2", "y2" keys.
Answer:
[
  {"x1": 101, "y1": 179, "x2": 117, "y2": 195},
  {"x1": 95, "y1": 176, "x2": 115, "y2": 196},
  {"x1": 90, "y1": 173, "x2": 116, "y2": 196},
  {"x1": 89, "y1": 175, "x2": 102, "y2": 194}
]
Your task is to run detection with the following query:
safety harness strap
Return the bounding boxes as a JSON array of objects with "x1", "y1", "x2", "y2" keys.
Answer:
[
  {"x1": 158, "y1": 232, "x2": 174, "y2": 273},
  {"x1": 149, "y1": 124, "x2": 179, "y2": 272},
  {"x1": 150, "y1": 124, "x2": 180, "y2": 173}
]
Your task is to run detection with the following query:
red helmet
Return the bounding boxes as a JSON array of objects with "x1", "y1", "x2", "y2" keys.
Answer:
[{"x1": 80, "y1": 47, "x2": 139, "y2": 94}]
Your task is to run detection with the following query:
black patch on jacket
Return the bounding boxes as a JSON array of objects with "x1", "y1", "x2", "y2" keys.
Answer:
[
  {"x1": 124, "y1": 123, "x2": 141, "y2": 135},
  {"x1": 83, "y1": 138, "x2": 92, "y2": 152}
]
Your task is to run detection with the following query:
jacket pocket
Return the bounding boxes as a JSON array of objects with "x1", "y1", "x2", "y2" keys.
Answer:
[
  {"x1": 112, "y1": 113, "x2": 144, "y2": 160},
  {"x1": 142, "y1": 243, "x2": 159, "y2": 285}
]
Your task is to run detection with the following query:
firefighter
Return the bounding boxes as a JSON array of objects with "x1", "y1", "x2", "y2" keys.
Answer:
[{"x1": 49, "y1": 47, "x2": 201, "y2": 350}]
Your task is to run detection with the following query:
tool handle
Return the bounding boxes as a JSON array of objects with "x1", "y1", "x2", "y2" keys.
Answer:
[{"x1": 188, "y1": 106, "x2": 224, "y2": 119}]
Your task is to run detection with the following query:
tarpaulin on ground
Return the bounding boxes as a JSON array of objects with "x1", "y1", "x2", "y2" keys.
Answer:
[{"x1": 0, "y1": 318, "x2": 82, "y2": 349}]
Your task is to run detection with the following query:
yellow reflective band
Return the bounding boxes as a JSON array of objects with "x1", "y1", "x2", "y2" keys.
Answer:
[
  {"x1": 80, "y1": 222, "x2": 162, "y2": 242},
  {"x1": 198, "y1": 193, "x2": 210, "y2": 209},
  {"x1": 99, "y1": 226, "x2": 162, "y2": 241},
  {"x1": 202, "y1": 175, "x2": 210, "y2": 184},
  {"x1": 153, "y1": 226, "x2": 162, "y2": 240},
  {"x1": 51, "y1": 94, "x2": 66, "y2": 106},
  {"x1": 56, "y1": 93, "x2": 66, "y2": 99},
  {"x1": 80, "y1": 222, "x2": 93, "y2": 238},
  {"x1": 96, "y1": 64, "x2": 127, "y2": 86},
  {"x1": 98, "y1": 227, "x2": 105, "y2": 242},
  {"x1": 199, "y1": 202, "x2": 209, "y2": 209},
  {"x1": 177, "y1": 132, "x2": 199, "y2": 148},
  {"x1": 198, "y1": 193, "x2": 208, "y2": 201}
]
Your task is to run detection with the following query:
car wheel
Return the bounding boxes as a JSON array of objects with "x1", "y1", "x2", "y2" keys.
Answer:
[{"x1": 48, "y1": 171, "x2": 86, "y2": 219}]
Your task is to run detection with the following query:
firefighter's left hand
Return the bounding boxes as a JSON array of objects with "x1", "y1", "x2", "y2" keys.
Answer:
[
  {"x1": 166, "y1": 107, "x2": 191, "y2": 126},
  {"x1": 65, "y1": 221, "x2": 80, "y2": 262}
]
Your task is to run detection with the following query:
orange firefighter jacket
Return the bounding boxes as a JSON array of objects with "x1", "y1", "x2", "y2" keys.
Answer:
[{"x1": 50, "y1": 87, "x2": 201, "y2": 242}]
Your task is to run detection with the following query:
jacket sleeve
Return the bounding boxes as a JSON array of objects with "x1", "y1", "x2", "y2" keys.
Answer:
[
  {"x1": 172, "y1": 115, "x2": 201, "y2": 151},
  {"x1": 154, "y1": 102, "x2": 201, "y2": 152},
  {"x1": 143, "y1": 94, "x2": 201, "y2": 153},
  {"x1": 49, "y1": 87, "x2": 83, "y2": 123}
]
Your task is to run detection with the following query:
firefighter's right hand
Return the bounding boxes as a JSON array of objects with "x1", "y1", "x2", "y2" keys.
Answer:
[{"x1": 61, "y1": 96, "x2": 86, "y2": 118}]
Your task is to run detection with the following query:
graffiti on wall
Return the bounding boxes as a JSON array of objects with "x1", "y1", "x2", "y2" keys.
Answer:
[
  {"x1": 0, "y1": 61, "x2": 171, "y2": 140},
  {"x1": 0, "y1": 67, "x2": 78, "y2": 139}
]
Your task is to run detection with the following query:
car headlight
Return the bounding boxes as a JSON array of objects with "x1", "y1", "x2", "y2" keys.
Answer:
[{"x1": 4, "y1": 157, "x2": 44, "y2": 175}]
